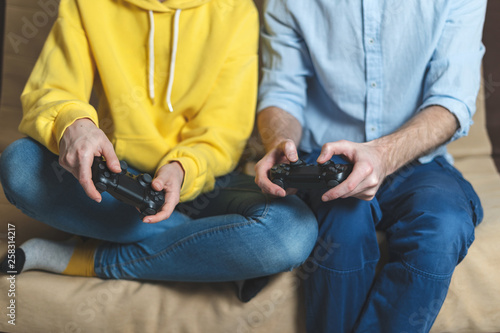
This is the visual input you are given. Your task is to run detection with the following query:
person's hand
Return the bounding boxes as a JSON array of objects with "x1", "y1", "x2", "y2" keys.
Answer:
[
  {"x1": 317, "y1": 140, "x2": 388, "y2": 201},
  {"x1": 59, "y1": 118, "x2": 121, "y2": 202},
  {"x1": 254, "y1": 139, "x2": 299, "y2": 197},
  {"x1": 143, "y1": 161, "x2": 185, "y2": 223}
]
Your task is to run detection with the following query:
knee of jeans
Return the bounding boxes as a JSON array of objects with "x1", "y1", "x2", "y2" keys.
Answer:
[
  {"x1": 0, "y1": 138, "x2": 43, "y2": 204},
  {"x1": 259, "y1": 196, "x2": 318, "y2": 272},
  {"x1": 312, "y1": 200, "x2": 381, "y2": 271},
  {"x1": 313, "y1": 227, "x2": 380, "y2": 272},
  {"x1": 397, "y1": 208, "x2": 475, "y2": 277}
]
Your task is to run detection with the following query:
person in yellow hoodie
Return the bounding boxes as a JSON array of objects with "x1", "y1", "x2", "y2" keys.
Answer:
[{"x1": 0, "y1": 0, "x2": 317, "y2": 298}]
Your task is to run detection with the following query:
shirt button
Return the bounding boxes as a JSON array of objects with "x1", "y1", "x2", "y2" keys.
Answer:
[
  {"x1": 371, "y1": 82, "x2": 377, "y2": 88},
  {"x1": 371, "y1": 127, "x2": 376, "y2": 132},
  {"x1": 369, "y1": 38, "x2": 375, "y2": 44}
]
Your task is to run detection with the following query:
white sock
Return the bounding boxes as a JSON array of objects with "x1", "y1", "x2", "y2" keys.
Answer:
[
  {"x1": 1, "y1": 237, "x2": 82, "y2": 274},
  {"x1": 19, "y1": 237, "x2": 81, "y2": 273}
]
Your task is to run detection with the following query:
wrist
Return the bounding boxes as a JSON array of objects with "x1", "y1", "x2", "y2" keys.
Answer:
[
  {"x1": 68, "y1": 118, "x2": 96, "y2": 130},
  {"x1": 257, "y1": 107, "x2": 302, "y2": 152},
  {"x1": 169, "y1": 161, "x2": 185, "y2": 185},
  {"x1": 62, "y1": 118, "x2": 96, "y2": 138},
  {"x1": 365, "y1": 139, "x2": 397, "y2": 176}
]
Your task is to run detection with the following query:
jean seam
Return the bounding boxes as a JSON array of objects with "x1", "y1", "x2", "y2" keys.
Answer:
[
  {"x1": 434, "y1": 157, "x2": 482, "y2": 221},
  {"x1": 311, "y1": 258, "x2": 379, "y2": 275},
  {"x1": 458, "y1": 231, "x2": 475, "y2": 263},
  {"x1": 400, "y1": 257, "x2": 453, "y2": 281},
  {"x1": 96, "y1": 196, "x2": 272, "y2": 273}
]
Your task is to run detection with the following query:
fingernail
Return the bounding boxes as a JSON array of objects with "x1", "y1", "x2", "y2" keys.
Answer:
[
  {"x1": 144, "y1": 218, "x2": 151, "y2": 223},
  {"x1": 95, "y1": 198, "x2": 101, "y2": 203}
]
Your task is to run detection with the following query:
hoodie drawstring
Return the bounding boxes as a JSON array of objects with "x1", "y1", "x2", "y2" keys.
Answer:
[
  {"x1": 148, "y1": 10, "x2": 156, "y2": 103},
  {"x1": 166, "y1": 9, "x2": 181, "y2": 112},
  {"x1": 148, "y1": 9, "x2": 182, "y2": 112}
]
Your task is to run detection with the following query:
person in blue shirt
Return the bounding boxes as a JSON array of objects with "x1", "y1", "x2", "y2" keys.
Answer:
[{"x1": 254, "y1": 0, "x2": 486, "y2": 332}]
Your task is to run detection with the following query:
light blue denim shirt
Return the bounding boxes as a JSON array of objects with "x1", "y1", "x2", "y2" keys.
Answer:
[{"x1": 258, "y1": 0, "x2": 486, "y2": 163}]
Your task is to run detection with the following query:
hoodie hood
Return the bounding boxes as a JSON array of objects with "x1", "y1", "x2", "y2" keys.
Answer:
[{"x1": 123, "y1": 0, "x2": 211, "y2": 11}]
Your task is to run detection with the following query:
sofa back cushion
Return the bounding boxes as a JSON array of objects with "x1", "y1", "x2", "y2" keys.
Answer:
[{"x1": 0, "y1": 0, "x2": 60, "y2": 151}]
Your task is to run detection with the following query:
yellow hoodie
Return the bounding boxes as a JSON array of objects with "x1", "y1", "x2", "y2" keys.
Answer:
[{"x1": 19, "y1": 0, "x2": 259, "y2": 202}]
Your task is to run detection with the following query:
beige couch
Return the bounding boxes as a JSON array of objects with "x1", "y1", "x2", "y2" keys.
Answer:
[{"x1": 1, "y1": 1, "x2": 500, "y2": 332}]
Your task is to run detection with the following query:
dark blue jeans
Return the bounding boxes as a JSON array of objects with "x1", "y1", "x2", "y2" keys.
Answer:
[{"x1": 299, "y1": 152, "x2": 483, "y2": 333}]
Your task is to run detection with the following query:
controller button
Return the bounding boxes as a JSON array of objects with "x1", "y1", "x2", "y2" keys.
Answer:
[
  {"x1": 95, "y1": 183, "x2": 107, "y2": 192},
  {"x1": 272, "y1": 178, "x2": 285, "y2": 189},
  {"x1": 104, "y1": 171, "x2": 111, "y2": 178},
  {"x1": 144, "y1": 208, "x2": 156, "y2": 216},
  {"x1": 98, "y1": 163, "x2": 106, "y2": 170},
  {"x1": 158, "y1": 194, "x2": 164, "y2": 201},
  {"x1": 120, "y1": 161, "x2": 128, "y2": 172},
  {"x1": 327, "y1": 180, "x2": 339, "y2": 187}
]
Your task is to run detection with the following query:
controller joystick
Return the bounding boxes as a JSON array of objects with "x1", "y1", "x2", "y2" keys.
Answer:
[
  {"x1": 290, "y1": 159, "x2": 305, "y2": 166},
  {"x1": 269, "y1": 158, "x2": 353, "y2": 190},
  {"x1": 91, "y1": 156, "x2": 165, "y2": 218}
]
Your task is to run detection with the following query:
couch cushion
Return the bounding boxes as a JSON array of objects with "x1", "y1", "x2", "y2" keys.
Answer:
[{"x1": 0, "y1": 0, "x2": 60, "y2": 152}]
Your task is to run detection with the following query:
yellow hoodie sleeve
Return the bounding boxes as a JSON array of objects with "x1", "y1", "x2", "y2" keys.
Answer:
[
  {"x1": 19, "y1": 0, "x2": 97, "y2": 155},
  {"x1": 158, "y1": 2, "x2": 259, "y2": 202}
]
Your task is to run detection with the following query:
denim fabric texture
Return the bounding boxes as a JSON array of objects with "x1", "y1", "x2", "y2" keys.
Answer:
[{"x1": 299, "y1": 151, "x2": 483, "y2": 333}]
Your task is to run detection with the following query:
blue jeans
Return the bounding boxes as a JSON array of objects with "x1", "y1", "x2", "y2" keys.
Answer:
[
  {"x1": 0, "y1": 138, "x2": 318, "y2": 283},
  {"x1": 299, "y1": 152, "x2": 483, "y2": 333}
]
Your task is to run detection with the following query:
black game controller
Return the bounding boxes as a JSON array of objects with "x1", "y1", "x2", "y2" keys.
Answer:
[
  {"x1": 269, "y1": 159, "x2": 353, "y2": 190},
  {"x1": 91, "y1": 156, "x2": 165, "y2": 218}
]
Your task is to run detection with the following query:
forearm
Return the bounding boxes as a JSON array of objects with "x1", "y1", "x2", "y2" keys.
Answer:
[
  {"x1": 369, "y1": 105, "x2": 459, "y2": 175},
  {"x1": 254, "y1": 107, "x2": 304, "y2": 196},
  {"x1": 257, "y1": 106, "x2": 303, "y2": 152}
]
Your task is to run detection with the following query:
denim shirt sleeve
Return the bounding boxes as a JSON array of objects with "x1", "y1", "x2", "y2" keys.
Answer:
[
  {"x1": 419, "y1": 0, "x2": 486, "y2": 142},
  {"x1": 257, "y1": 0, "x2": 314, "y2": 126}
]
